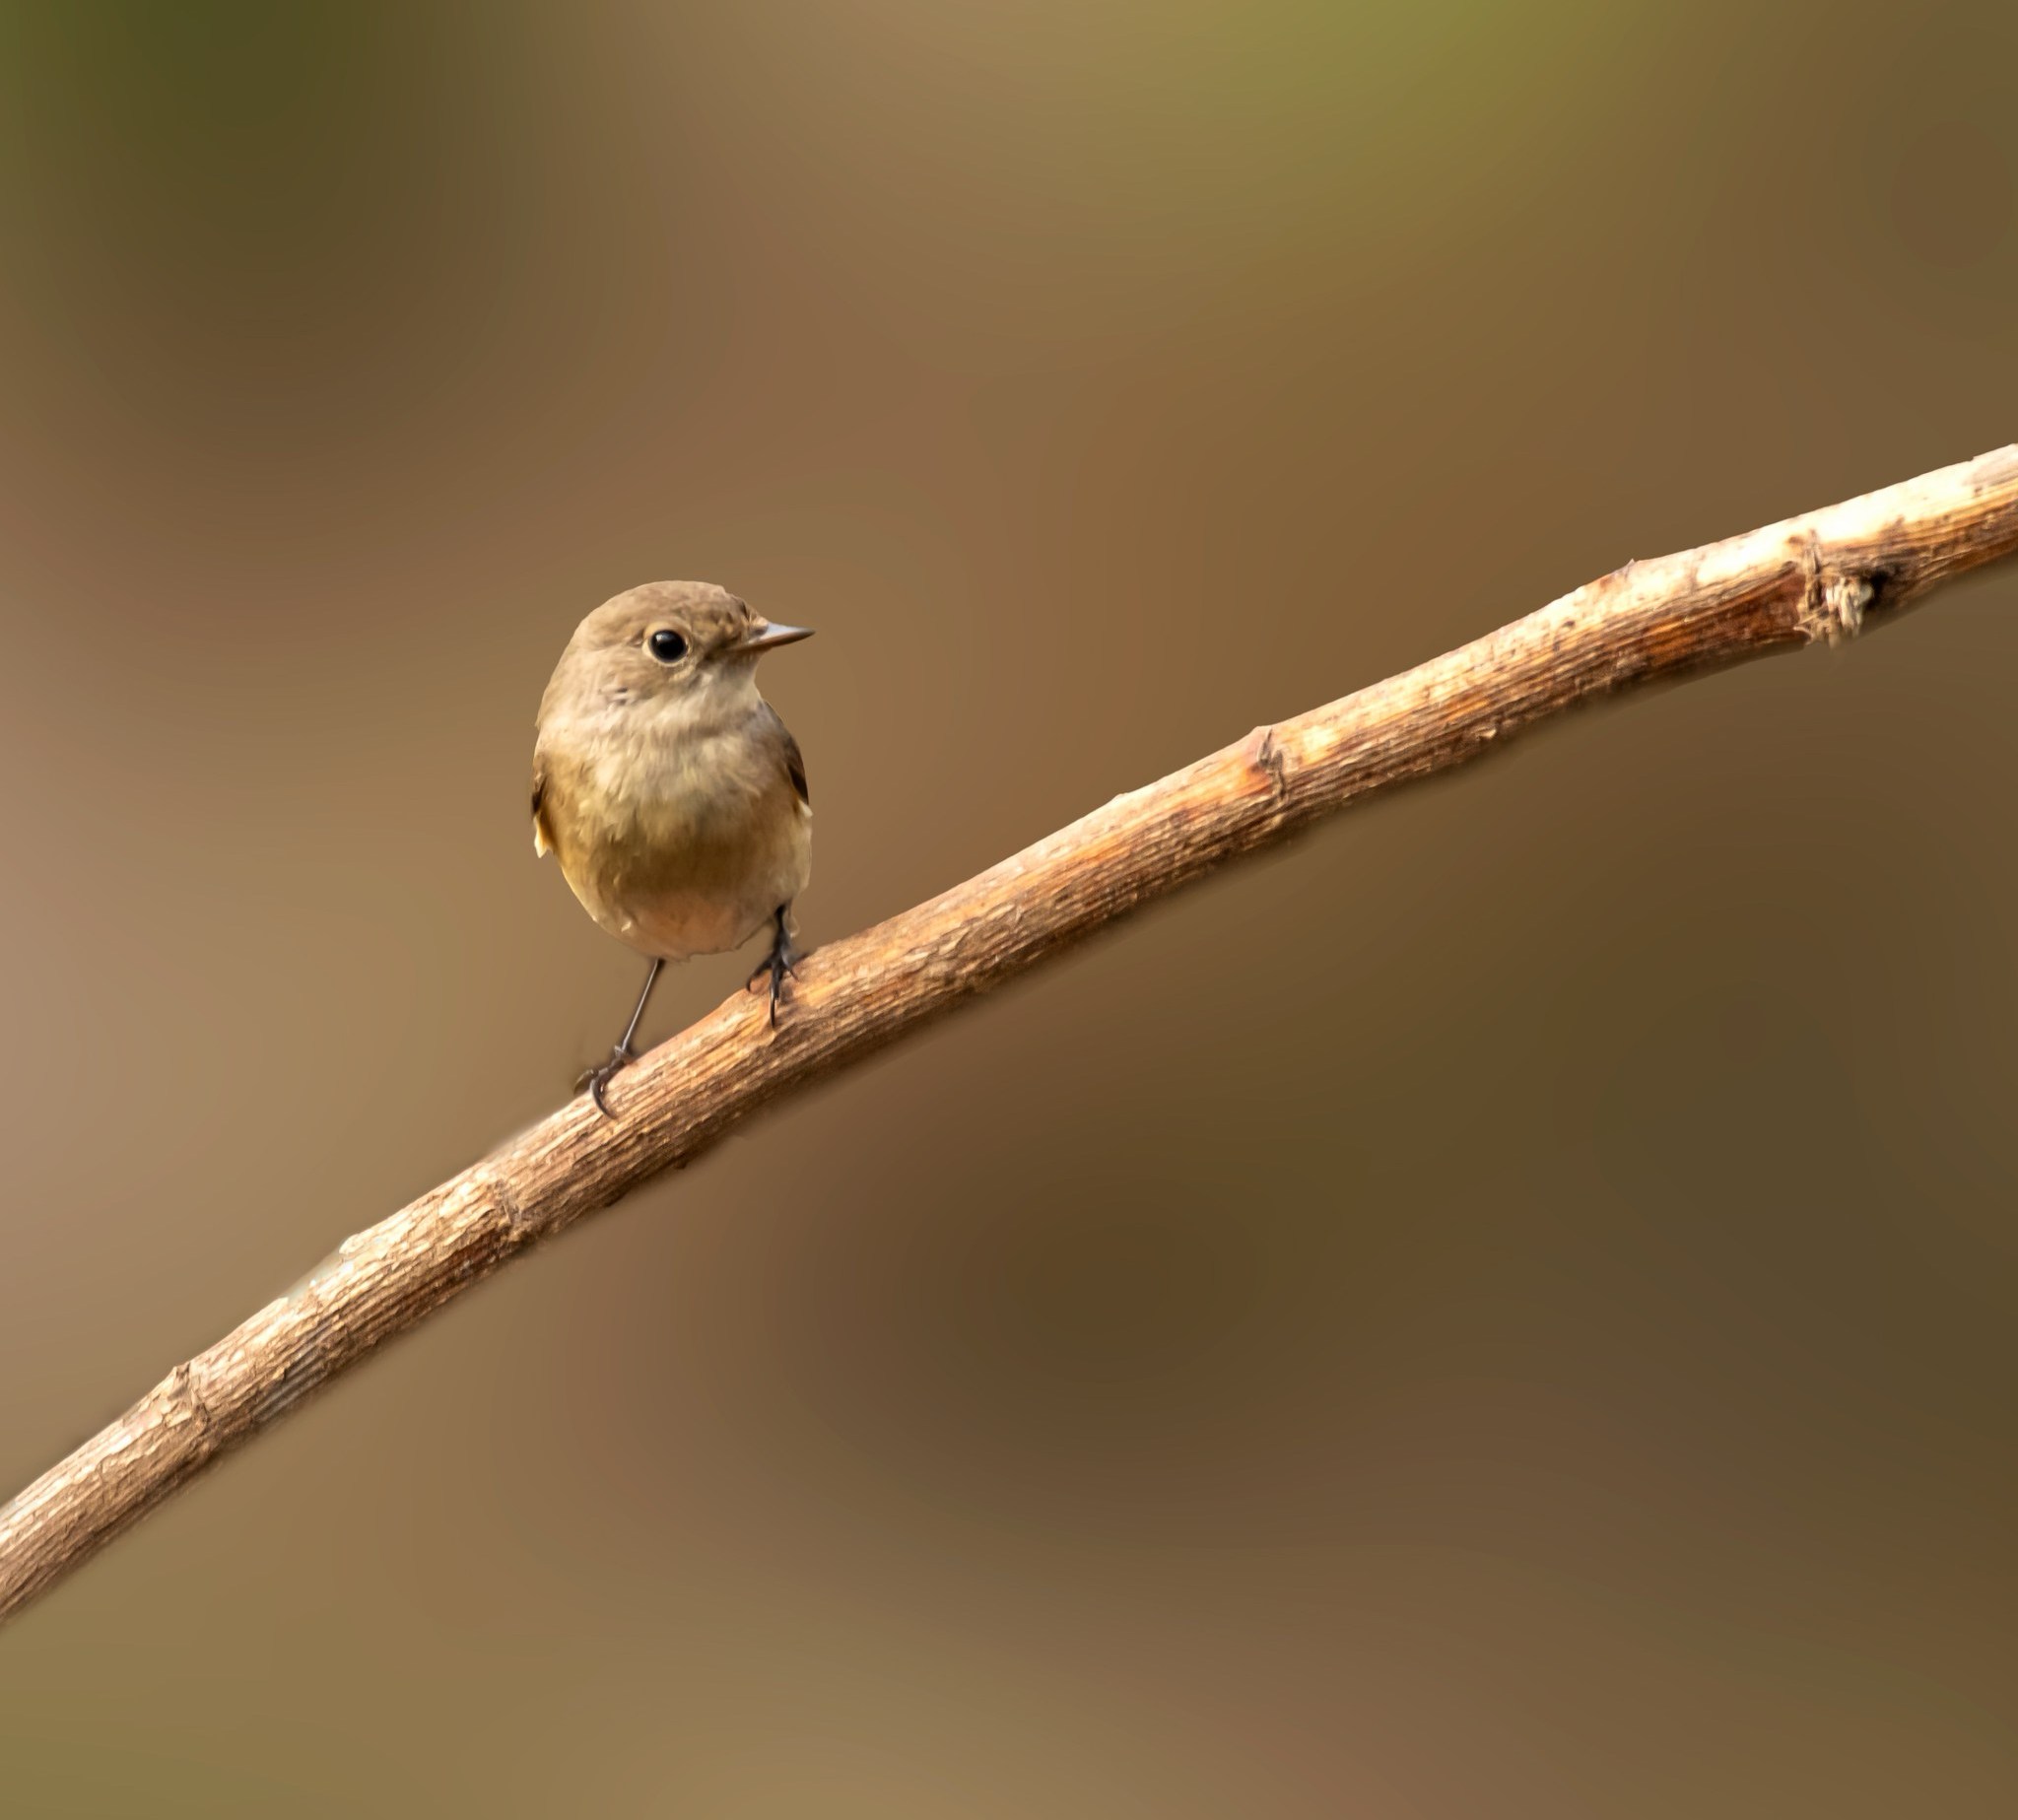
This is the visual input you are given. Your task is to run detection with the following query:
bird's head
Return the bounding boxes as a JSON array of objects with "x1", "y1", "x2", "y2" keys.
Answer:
[{"x1": 541, "y1": 580, "x2": 813, "y2": 728}]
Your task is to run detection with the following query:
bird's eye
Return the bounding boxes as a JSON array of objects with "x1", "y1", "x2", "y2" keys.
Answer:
[{"x1": 646, "y1": 629, "x2": 688, "y2": 663}]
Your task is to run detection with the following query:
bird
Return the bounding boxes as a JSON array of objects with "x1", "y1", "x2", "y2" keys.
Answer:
[{"x1": 531, "y1": 580, "x2": 813, "y2": 1115}]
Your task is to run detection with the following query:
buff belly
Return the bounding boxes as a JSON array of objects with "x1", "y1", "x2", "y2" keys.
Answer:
[{"x1": 554, "y1": 778, "x2": 811, "y2": 962}]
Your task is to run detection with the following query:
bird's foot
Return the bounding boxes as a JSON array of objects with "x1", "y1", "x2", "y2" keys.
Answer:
[
  {"x1": 578, "y1": 1044, "x2": 637, "y2": 1118},
  {"x1": 747, "y1": 921, "x2": 804, "y2": 1029}
]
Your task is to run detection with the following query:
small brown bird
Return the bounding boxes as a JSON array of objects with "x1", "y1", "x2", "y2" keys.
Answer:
[{"x1": 531, "y1": 581, "x2": 813, "y2": 1113}]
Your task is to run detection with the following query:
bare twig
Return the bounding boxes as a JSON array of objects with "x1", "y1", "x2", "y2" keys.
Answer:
[{"x1": 5, "y1": 446, "x2": 2017, "y2": 1628}]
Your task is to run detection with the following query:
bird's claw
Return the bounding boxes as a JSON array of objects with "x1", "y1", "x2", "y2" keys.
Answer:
[
  {"x1": 578, "y1": 1044, "x2": 636, "y2": 1118},
  {"x1": 748, "y1": 927, "x2": 803, "y2": 1029}
]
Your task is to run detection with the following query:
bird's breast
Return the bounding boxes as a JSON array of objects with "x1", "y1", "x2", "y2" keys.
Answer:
[{"x1": 540, "y1": 713, "x2": 811, "y2": 961}]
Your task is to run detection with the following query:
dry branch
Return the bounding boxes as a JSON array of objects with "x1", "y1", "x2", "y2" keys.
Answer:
[{"x1": 5, "y1": 446, "x2": 2018, "y2": 1628}]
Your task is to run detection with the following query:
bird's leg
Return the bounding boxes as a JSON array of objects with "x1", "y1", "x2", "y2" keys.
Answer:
[
  {"x1": 747, "y1": 904, "x2": 802, "y2": 1028},
  {"x1": 579, "y1": 956, "x2": 662, "y2": 1117}
]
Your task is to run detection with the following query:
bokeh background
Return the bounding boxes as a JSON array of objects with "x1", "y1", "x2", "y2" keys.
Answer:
[{"x1": 1, "y1": 2, "x2": 2015, "y2": 1812}]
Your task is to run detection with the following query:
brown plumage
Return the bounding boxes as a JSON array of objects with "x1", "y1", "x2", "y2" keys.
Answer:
[{"x1": 532, "y1": 580, "x2": 814, "y2": 1111}]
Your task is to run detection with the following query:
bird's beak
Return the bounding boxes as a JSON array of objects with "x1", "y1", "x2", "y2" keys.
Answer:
[{"x1": 740, "y1": 621, "x2": 815, "y2": 652}]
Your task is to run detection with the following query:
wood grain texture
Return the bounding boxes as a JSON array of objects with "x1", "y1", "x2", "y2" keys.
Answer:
[{"x1": 5, "y1": 445, "x2": 2017, "y2": 1628}]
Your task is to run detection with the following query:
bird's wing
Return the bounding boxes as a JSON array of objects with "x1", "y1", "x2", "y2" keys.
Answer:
[
  {"x1": 765, "y1": 703, "x2": 810, "y2": 808},
  {"x1": 530, "y1": 762, "x2": 554, "y2": 856}
]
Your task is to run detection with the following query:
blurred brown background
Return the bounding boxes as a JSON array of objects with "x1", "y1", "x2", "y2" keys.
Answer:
[{"x1": 1, "y1": 2, "x2": 2015, "y2": 1812}]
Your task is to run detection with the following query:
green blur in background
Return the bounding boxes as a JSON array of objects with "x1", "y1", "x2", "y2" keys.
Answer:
[{"x1": 1, "y1": 2, "x2": 2015, "y2": 1813}]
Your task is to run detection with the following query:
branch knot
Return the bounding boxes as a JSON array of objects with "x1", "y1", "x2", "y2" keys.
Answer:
[
  {"x1": 1800, "y1": 535, "x2": 1876, "y2": 645},
  {"x1": 166, "y1": 1363, "x2": 215, "y2": 1438},
  {"x1": 1252, "y1": 726, "x2": 1289, "y2": 805}
]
